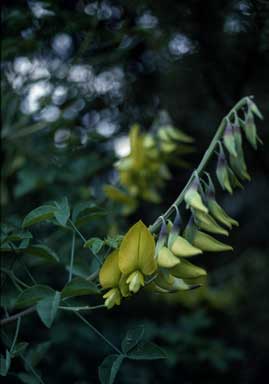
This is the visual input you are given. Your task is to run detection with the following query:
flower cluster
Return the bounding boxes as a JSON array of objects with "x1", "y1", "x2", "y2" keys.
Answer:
[
  {"x1": 99, "y1": 97, "x2": 263, "y2": 309},
  {"x1": 104, "y1": 113, "x2": 194, "y2": 214}
]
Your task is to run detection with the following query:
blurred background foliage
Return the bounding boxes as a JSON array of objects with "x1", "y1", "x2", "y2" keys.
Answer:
[{"x1": 1, "y1": 0, "x2": 269, "y2": 383}]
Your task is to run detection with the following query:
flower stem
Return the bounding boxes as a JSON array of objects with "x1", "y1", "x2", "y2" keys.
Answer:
[{"x1": 149, "y1": 96, "x2": 249, "y2": 233}]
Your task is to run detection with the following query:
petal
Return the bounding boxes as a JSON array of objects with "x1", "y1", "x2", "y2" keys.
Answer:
[
  {"x1": 99, "y1": 250, "x2": 121, "y2": 289},
  {"x1": 119, "y1": 220, "x2": 156, "y2": 275}
]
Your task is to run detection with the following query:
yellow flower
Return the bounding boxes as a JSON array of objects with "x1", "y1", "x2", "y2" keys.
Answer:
[{"x1": 119, "y1": 220, "x2": 157, "y2": 293}]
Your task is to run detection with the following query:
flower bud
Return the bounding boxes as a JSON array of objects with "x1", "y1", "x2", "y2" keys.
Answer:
[
  {"x1": 247, "y1": 99, "x2": 263, "y2": 120},
  {"x1": 227, "y1": 167, "x2": 244, "y2": 190},
  {"x1": 193, "y1": 210, "x2": 229, "y2": 236},
  {"x1": 216, "y1": 148, "x2": 233, "y2": 194},
  {"x1": 155, "y1": 272, "x2": 196, "y2": 292},
  {"x1": 170, "y1": 235, "x2": 202, "y2": 257},
  {"x1": 103, "y1": 288, "x2": 121, "y2": 309},
  {"x1": 126, "y1": 270, "x2": 145, "y2": 293},
  {"x1": 243, "y1": 110, "x2": 257, "y2": 150},
  {"x1": 207, "y1": 198, "x2": 238, "y2": 228},
  {"x1": 223, "y1": 121, "x2": 237, "y2": 157},
  {"x1": 170, "y1": 259, "x2": 207, "y2": 279},
  {"x1": 157, "y1": 246, "x2": 180, "y2": 268},
  {"x1": 184, "y1": 228, "x2": 233, "y2": 252},
  {"x1": 229, "y1": 139, "x2": 251, "y2": 181},
  {"x1": 184, "y1": 179, "x2": 208, "y2": 213}
]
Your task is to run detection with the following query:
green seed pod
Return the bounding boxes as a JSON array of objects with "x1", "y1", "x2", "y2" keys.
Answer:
[
  {"x1": 216, "y1": 148, "x2": 233, "y2": 194},
  {"x1": 186, "y1": 229, "x2": 233, "y2": 252},
  {"x1": 170, "y1": 258, "x2": 207, "y2": 279},
  {"x1": 193, "y1": 209, "x2": 229, "y2": 236},
  {"x1": 170, "y1": 235, "x2": 203, "y2": 257},
  {"x1": 223, "y1": 121, "x2": 237, "y2": 157},
  {"x1": 157, "y1": 246, "x2": 180, "y2": 268},
  {"x1": 207, "y1": 198, "x2": 239, "y2": 228}
]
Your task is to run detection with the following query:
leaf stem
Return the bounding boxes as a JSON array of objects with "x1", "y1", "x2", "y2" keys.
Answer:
[
  {"x1": 10, "y1": 317, "x2": 21, "y2": 353},
  {"x1": 149, "y1": 96, "x2": 249, "y2": 233},
  {"x1": 73, "y1": 310, "x2": 122, "y2": 354},
  {"x1": 68, "y1": 219, "x2": 102, "y2": 265},
  {"x1": 59, "y1": 304, "x2": 105, "y2": 311}
]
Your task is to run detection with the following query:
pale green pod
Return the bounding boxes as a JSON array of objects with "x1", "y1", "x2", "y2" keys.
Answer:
[
  {"x1": 189, "y1": 230, "x2": 233, "y2": 252},
  {"x1": 193, "y1": 210, "x2": 229, "y2": 236},
  {"x1": 157, "y1": 246, "x2": 180, "y2": 268},
  {"x1": 170, "y1": 259, "x2": 207, "y2": 279},
  {"x1": 207, "y1": 198, "x2": 239, "y2": 228},
  {"x1": 171, "y1": 235, "x2": 203, "y2": 257}
]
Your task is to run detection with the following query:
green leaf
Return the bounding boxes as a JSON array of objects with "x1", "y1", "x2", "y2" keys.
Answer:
[
  {"x1": 0, "y1": 350, "x2": 11, "y2": 377},
  {"x1": 22, "y1": 205, "x2": 56, "y2": 228},
  {"x1": 25, "y1": 245, "x2": 59, "y2": 263},
  {"x1": 72, "y1": 202, "x2": 105, "y2": 227},
  {"x1": 25, "y1": 342, "x2": 51, "y2": 370},
  {"x1": 121, "y1": 325, "x2": 145, "y2": 354},
  {"x1": 128, "y1": 342, "x2": 167, "y2": 360},
  {"x1": 98, "y1": 354, "x2": 124, "y2": 384},
  {"x1": 54, "y1": 197, "x2": 70, "y2": 226},
  {"x1": 62, "y1": 277, "x2": 100, "y2": 298},
  {"x1": 84, "y1": 237, "x2": 104, "y2": 254},
  {"x1": 104, "y1": 235, "x2": 124, "y2": 249},
  {"x1": 15, "y1": 285, "x2": 55, "y2": 309},
  {"x1": 36, "y1": 291, "x2": 61, "y2": 328}
]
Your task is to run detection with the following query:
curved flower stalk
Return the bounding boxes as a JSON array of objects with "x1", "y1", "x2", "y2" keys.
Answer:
[{"x1": 98, "y1": 96, "x2": 263, "y2": 309}]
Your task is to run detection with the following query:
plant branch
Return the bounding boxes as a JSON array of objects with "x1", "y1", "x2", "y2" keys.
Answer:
[
  {"x1": 0, "y1": 306, "x2": 36, "y2": 326},
  {"x1": 149, "y1": 96, "x2": 249, "y2": 233}
]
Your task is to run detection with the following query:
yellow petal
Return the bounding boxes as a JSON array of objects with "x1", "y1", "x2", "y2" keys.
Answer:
[
  {"x1": 171, "y1": 236, "x2": 202, "y2": 257},
  {"x1": 126, "y1": 270, "x2": 144, "y2": 293},
  {"x1": 119, "y1": 220, "x2": 156, "y2": 275},
  {"x1": 157, "y1": 246, "x2": 180, "y2": 268},
  {"x1": 103, "y1": 288, "x2": 121, "y2": 309},
  {"x1": 99, "y1": 250, "x2": 121, "y2": 289}
]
